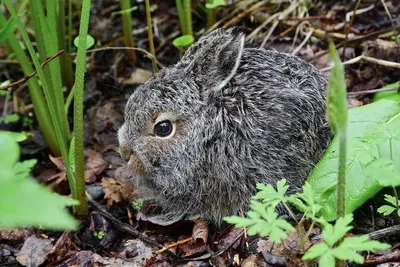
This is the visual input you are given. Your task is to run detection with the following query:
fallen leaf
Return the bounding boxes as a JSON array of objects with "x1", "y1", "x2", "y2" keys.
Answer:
[
  {"x1": 101, "y1": 177, "x2": 124, "y2": 205},
  {"x1": 16, "y1": 236, "x2": 53, "y2": 267},
  {"x1": 192, "y1": 219, "x2": 208, "y2": 245}
]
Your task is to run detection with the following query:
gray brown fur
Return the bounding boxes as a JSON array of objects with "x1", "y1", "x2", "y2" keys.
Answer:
[{"x1": 118, "y1": 27, "x2": 331, "y2": 225}]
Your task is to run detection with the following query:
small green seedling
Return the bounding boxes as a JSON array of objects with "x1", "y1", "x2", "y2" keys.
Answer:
[
  {"x1": 205, "y1": 0, "x2": 226, "y2": 9},
  {"x1": 131, "y1": 198, "x2": 144, "y2": 211},
  {"x1": 173, "y1": 35, "x2": 194, "y2": 58},
  {"x1": 93, "y1": 231, "x2": 105, "y2": 239},
  {"x1": 302, "y1": 214, "x2": 390, "y2": 266}
]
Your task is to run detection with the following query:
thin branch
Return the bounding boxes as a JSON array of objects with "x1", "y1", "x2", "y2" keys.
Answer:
[{"x1": 0, "y1": 50, "x2": 64, "y2": 90}]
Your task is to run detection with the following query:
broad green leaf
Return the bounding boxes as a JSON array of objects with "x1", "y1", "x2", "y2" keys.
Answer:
[
  {"x1": 0, "y1": 132, "x2": 79, "y2": 230},
  {"x1": 0, "y1": 177, "x2": 79, "y2": 230},
  {"x1": 205, "y1": 0, "x2": 226, "y2": 9},
  {"x1": 327, "y1": 41, "x2": 347, "y2": 135},
  {"x1": 0, "y1": 132, "x2": 19, "y2": 170},
  {"x1": 0, "y1": 113, "x2": 20, "y2": 123},
  {"x1": 307, "y1": 100, "x2": 400, "y2": 221},
  {"x1": 0, "y1": 131, "x2": 27, "y2": 142},
  {"x1": 365, "y1": 158, "x2": 400, "y2": 187},
  {"x1": 73, "y1": 35, "x2": 95, "y2": 49},
  {"x1": 373, "y1": 81, "x2": 400, "y2": 103},
  {"x1": 173, "y1": 35, "x2": 194, "y2": 48}
]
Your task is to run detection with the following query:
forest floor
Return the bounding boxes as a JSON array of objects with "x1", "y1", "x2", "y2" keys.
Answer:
[{"x1": 1, "y1": 0, "x2": 400, "y2": 266}]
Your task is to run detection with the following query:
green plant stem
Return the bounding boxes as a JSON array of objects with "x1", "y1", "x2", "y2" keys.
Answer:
[
  {"x1": 4, "y1": 0, "x2": 72, "y2": 185},
  {"x1": 57, "y1": 0, "x2": 74, "y2": 90},
  {"x1": 73, "y1": 0, "x2": 92, "y2": 216},
  {"x1": 144, "y1": 0, "x2": 157, "y2": 73},
  {"x1": 183, "y1": 0, "x2": 193, "y2": 36},
  {"x1": 0, "y1": 12, "x2": 60, "y2": 156},
  {"x1": 67, "y1": 0, "x2": 72, "y2": 53},
  {"x1": 206, "y1": 6, "x2": 216, "y2": 29},
  {"x1": 175, "y1": 0, "x2": 186, "y2": 34},
  {"x1": 120, "y1": 0, "x2": 137, "y2": 62},
  {"x1": 337, "y1": 131, "x2": 347, "y2": 219}
]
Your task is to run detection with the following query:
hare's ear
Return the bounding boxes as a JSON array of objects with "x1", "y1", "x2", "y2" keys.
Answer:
[{"x1": 181, "y1": 28, "x2": 246, "y2": 92}]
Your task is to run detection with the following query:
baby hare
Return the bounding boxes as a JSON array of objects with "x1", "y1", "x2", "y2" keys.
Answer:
[{"x1": 118, "y1": 27, "x2": 331, "y2": 225}]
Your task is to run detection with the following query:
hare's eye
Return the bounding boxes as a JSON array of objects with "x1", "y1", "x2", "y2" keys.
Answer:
[{"x1": 154, "y1": 120, "x2": 174, "y2": 138}]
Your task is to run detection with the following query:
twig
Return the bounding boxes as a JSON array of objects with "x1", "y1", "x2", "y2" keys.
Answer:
[
  {"x1": 87, "y1": 198, "x2": 179, "y2": 259},
  {"x1": 347, "y1": 85, "x2": 399, "y2": 96},
  {"x1": 155, "y1": 237, "x2": 192, "y2": 254},
  {"x1": 0, "y1": 50, "x2": 64, "y2": 90},
  {"x1": 320, "y1": 55, "x2": 400, "y2": 72},
  {"x1": 362, "y1": 250, "x2": 400, "y2": 266},
  {"x1": 368, "y1": 224, "x2": 400, "y2": 240},
  {"x1": 342, "y1": 0, "x2": 362, "y2": 60},
  {"x1": 73, "y1": 46, "x2": 164, "y2": 68},
  {"x1": 182, "y1": 230, "x2": 244, "y2": 261},
  {"x1": 292, "y1": 27, "x2": 313, "y2": 55},
  {"x1": 221, "y1": 0, "x2": 268, "y2": 30}
]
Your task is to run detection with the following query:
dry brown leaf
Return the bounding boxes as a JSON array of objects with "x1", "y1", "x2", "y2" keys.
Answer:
[
  {"x1": 192, "y1": 219, "x2": 209, "y2": 244},
  {"x1": 16, "y1": 236, "x2": 53, "y2": 267},
  {"x1": 101, "y1": 177, "x2": 124, "y2": 205},
  {"x1": 47, "y1": 232, "x2": 77, "y2": 262},
  {"x1": 242, "y1": 254, "x2": 268, "y2": 267},
  {"x1": 84, "y1": 149, "x2": 107, "y2": 183}
]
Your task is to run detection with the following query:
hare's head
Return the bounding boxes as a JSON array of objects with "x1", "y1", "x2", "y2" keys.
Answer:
[{"x1": 118, "y1": 28, "x2": 246, "y2": 186}]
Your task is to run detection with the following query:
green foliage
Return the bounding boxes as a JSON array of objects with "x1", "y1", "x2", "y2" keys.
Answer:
[
  {"x1": 0, "y1": 113, "x2": 20, "y2": 123},
  {"x1": 327, "y1": 41, "x2": 348, "y2": 219},
  {"x1": 373, "y1": 81, "x2": 400, "y2": 103},
  {"x1": 225, "y1": 179, "x2": 390, "y2": 265},
  {"x1": 205, "y1": 0, "x2": 226, "y2": 9},
  {"x1": 378, "y1": 194, "x2": 400, "y2": 216},
  {"x1": 119, "y1": 0, "x2": 137, "y2": 62},
  {"x1": 0, "y1": 13, "x2": 16, "y2": 42},
  {"x1": 0, "y1": 132, "x2": 78, "y2": 230},
  {"x1": 93, "y1": 231, "x2": 105, "y2": 239},
  {"x1": 176, "y1": 0, "x2": 193, "y2": 36},
  {"x1": 225, "y1": 203, "x2": 295, "y2": 243},
  {"x1": 302, "y1": 214, "x2": 390, "y2": 266},
  {"x1": 173, "y1": 35, "x2": 194, "y2": 48},
  {"x1": 307, "y1": 99, "x2": 400, "y2": 221},
  {"x1": 73, "y1": 35, "x2": 95, "y2": 49},
  {"x1": 131, "y1": 198, "x2": 144, "y2": 211}
]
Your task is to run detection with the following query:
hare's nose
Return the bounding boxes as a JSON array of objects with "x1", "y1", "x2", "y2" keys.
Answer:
[{"x1": 119, "y1": 144, "x2": 133, "y2": 162}]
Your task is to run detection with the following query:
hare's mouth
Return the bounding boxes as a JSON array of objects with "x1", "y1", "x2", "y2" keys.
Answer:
[{"x1": 119, "y1": 144, "x2": 147, "y2": 175}]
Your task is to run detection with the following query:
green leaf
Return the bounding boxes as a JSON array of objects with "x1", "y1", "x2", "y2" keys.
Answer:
[
  {"x1": 327, "y1": 41, "x2": 347, "y2": 135},
  {"x1": 0, "y1": 113, "x2": 20, "y2": 123},
  {"x1": 253, "y1": 179, "x2": 290, "y2": 208},
  {"x1": 0, "y1": 131, "x2": 79, "y2": 230},
  {"x1": 307, "y1": 100, "x2": 400, "y2": 221},
  {"x1": 0, "y1": 15, "x2": 17, "y2": 43},
  {"x1": 205, "y1": 0, "x2": 226, "y2": 9},
  {"x1": 73, "y1": 35, "x2": 95, "y2": 49},
  {"x1": 377, "y1": 205, "x2": 396, "y2": 216},
  {"x1": 0, "y1": 131, "x2": 27, "y2": 142},
  {"x1": 322, "y1": 214, "x2": 353, "y2": 247},
  {"x1": 373, "y1": 81, "x2": 400, "y2": 103},
  {"x1": 331, "y1": 247, "x2": 364, "y2": 263},
  {"x1": 0, "y1": 132, "x2": 20, "y2": 171},
  {"x1": 111, "y1": 5, "x2": 138, "y2": 16},
  {"x1": 0, "y1": 178, "x2": 79, "y2": 230},
  {"x1": 302, "y1": 243, "x2": 330, "y2": 260},
  {"x1": 318, "y1": 254, "x2": 336, "y2": 267},
  {"x1": 366, "y1": 158, "x2": 400, "y2": 187},
  {"x1": 224, "y1": 205, "x2": 294, "y2": 243},
  {"x1": 173, "y1": 35, "x2": 194, "y2": 48}
]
